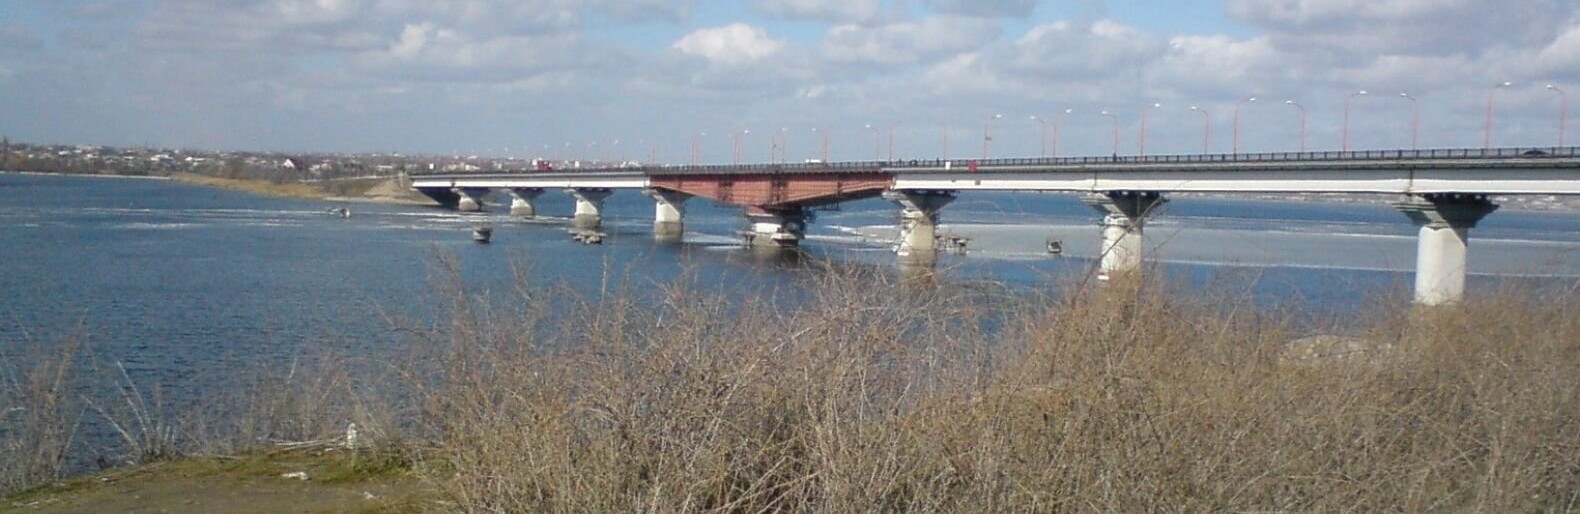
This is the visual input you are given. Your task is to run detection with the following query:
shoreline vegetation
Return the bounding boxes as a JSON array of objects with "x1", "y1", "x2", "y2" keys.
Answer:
[{"x1": 4, "y1": 259, "x2": 1578, "y2": 512}]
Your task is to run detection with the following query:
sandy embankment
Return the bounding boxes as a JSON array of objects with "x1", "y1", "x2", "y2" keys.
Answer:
[{"x1": 170, "y1": 173, "x2": 436, "y2": 206}]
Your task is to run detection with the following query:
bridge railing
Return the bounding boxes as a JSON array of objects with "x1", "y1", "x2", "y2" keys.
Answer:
[{"x1": 408, "y1": 146, "x2": 1578, "y2": 177}]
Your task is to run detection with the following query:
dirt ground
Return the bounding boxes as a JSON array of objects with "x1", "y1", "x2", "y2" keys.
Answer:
[{"x1": 3, "y1": 450, "x2": 434, "y2": 514}]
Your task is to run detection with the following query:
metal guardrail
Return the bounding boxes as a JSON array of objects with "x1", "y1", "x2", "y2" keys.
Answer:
[{"x1": 409, "y1": 146, "x2": 1580, "y2": 178}]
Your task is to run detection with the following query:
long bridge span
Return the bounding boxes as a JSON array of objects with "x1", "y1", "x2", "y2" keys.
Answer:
[{"x1": 411, "y1": 146, "x2": 1580, "y2": 305}]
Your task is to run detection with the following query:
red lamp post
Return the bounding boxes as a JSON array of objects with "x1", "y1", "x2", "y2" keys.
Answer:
[
  {"x1": 731, "y1": 129, "x2": 750, "y2": 164},
  {"x1": 1484, "y1": 82, "x2": 1512, "y2": 149},
  {"x1": 1343, "y1": 90, "x2": 1368, "y2": 152},
  {"x1": 1099, "y1": 110, "x2": 1119, "y2": 156},
  {"x1": 1029, "y1": 115, "x2": 1047, "y2": 157},
  {"x1": 1284, "y1": 100, "x2": 1307, "y2": 152},
  {"x1": 1233, "y1": 97, "x2": 1256, "y2": 154},
  {"x1": 1549, "y1": 84, "x2": 1568, "y2": 147},
  {"x1": 1139, "y1": 102, "x2": 1161, "y2": 157},
  {"x1": 1052, "y1": 108, "x2": 1071, "y2": 158},
  {"x1": 982, "y1": 114, "x2": 1003, "y2": 159},
  {"x1": 1189, "y1": 105, "x2": 1211, "y2": 154},
  {"x1": 690, "y1": 132, "x2": 706, "y2": 165},
  {"x1": 1399, "y1": 93, "x2": 1420, "y2": 150}
]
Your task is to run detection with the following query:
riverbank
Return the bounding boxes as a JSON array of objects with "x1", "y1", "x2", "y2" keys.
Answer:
[
  {"x1": 2, "y1": 448, "x2": 430, "y2": 513},
  {"x1": 169, "y1": 173, "x2": 434, "y2": 206}
]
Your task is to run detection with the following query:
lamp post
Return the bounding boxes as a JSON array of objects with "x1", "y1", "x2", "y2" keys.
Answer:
[
  {"x1": 982, "y1": 114, "x2": 1003, "y2": 159},
  {"x1": 732, "y1": 129, "x2": 750, "y2": 164},
  {"x1": 1232, "y1": 97, "x2": 1256, "y2": 154},
  {"x1": 770, "y1": 127, "x2": 788, "y2": 163},
  {"x1": 811, "y1": 128, "x2": 829, "y2": 162},
  {"x1": 1139, "y1": 102, "x2": 1161, "y2": 157},
  {"x1": 1030, "y1": 115, "x2": 1048, "y2": 157},
  {"x1": 690, "y1": 132, "x2": 706, "y2": 165},
  {"x1": 937, "y1": 123, "x2": 949, "y2": 161},
  {"x1": 1343, "y1": 90, "x2": 1368, "y2": 152},
  {"x1": 864, "y1": 123, "x2": 881, "y2": 161},
  {"x1": 1484, "y1": 82, "x2": 1512, "y2": 149},
  {"x1": 1052, "y1": 108, "x2": 1071, "y2": 158},
  {"x1": 1189, "y1": 106, "x2": 1211, "y2": 154},
  {"x1": 1548, "y1": 84, "x2": 1568, "y2": 147},
  {"x1": 1099, "y1": 110, "x2": 1119, "y2": 156},
  {"x1": 1285, "y1": 100, "x2": 1307, "y2": 152},
  {"x1": 1398, "y1": 93, "x2": 1420, "y2": 150}
]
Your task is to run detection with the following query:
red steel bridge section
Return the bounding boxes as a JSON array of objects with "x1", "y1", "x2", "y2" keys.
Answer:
[{"x1": 648, "y1": 172, "x2": 894, "y2": 212}]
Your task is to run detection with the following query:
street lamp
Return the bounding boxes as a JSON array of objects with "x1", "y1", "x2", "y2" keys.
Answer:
[
  {"x1": 1099, "y1": 110, "x2": 1119, "y2": 156},
  {"x1": 810, "y1": 128, "x2": 830, "y2": 162},
  {"x1": 770, "y1": 127, "x2": 789, "y2": 163},
  {"x1": 1343, "y1": 90, "x2": 1368, "y2": 152},
  {"x1": 1233, "y1": 97, "x2": 1256, "y2": 154},
  {"x1": 1285, "y1": 100, "x2": 1307, "y2": 152},
  {"x1": 1189, "y1": 106, "x2": 1211, "y2": 154},
  {"x1": 1140, "y1": 102, "x2": 1161, "y2": 157},
  {"x1": 937, "y1": 123, "x2": 949, "y2": 161},
  {"x1": 982, "y1": 114, "x2": 1003, "y2": 159},
  {"x1": 1052, "y1": 108, "x2": 1072, "y2": 158},
  {"x1": 1398, "y1": 93, "x2": 1420, "y2": 150},
  {"x1": 1484, "y1": 82, "x2": 1512, "y2": 149},
  {"x1": 864, "y1": 123, "x2": 882, "y2": 161},
  {"x1": 732, "y1": 129, "x2": 750, "y2": 164},
  {"x1": 690, "y1": 132, "x2": 706, "y2": 165},
  {"x1": 1548, "y1": 84, "x2": 1568, "y2": 147},
  {"x1": 1029, "y1": 115, "x2": 1047, "y2": 157}
]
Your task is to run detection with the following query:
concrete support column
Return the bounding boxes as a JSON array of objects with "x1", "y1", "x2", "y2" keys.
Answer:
[
  {"x1": 508, "y1": 188, "x2": 544, "y2": 217},
  {"x1": 1081, "y1": 191, "x2": 1168, "y2": 281},
  {"x1": 566, "y1": 188, "x2": 612, "y2": 230},
  {"x1": 644, "y1": 188, "x2": 691, "y2": 241},
  {"x1": 1394, "y1": 194, "x2": 1499, "y2": 306},
  {"x1": 742, "y1": 207, "x2": 807, "y2": 248},
  {"x1": 883, "y1": 190, "x2": 957, "y2": 258},
  {"x1": 453, "y1": 187, "x2": 491, "y2": 213}
]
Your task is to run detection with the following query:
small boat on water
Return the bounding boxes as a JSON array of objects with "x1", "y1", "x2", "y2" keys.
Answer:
[
  {"x1": 472, "y1": 225, "x2": 493, "y2": 243},
  {"x1": 1046, "y1": 239, "x2": 1063, "y2": 256}
]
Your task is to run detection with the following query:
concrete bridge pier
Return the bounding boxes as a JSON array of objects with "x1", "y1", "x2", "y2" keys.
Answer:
[
  {"x1": 1082, "y1": 191, "x2": 1168, "y2": 281},
  {"x1": 1394, "y1": 194, "x2": 1499, "y2": 306},
  {"x1": 644, "y1": 189, "x2": 691, "y2": 241},
  {"x1": 883, "y1": 190, "x2": 957, "y2": 258},
  {"x1": 508, "y1": 188, "x2": 544, "y2": 217},
  {"x1": 566, "y1": 188, "x2": 613, "y2": 230},
  {"x1": 453, "y1": 187, "x2": 491, "y2": 213},
  {"x1": 742, "y1": 207, "x2": 807, "y2": 248}
]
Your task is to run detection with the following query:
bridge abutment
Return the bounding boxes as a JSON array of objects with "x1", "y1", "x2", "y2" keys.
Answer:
[
  {"x1": 567, "y1": 188, "x2": 613, "y2": 230},
  {"x1": 508, "y1": 188, "x2": 544, "y2": 217},
  {"x1": 1394, "y1": 194, "x2": 1499, "y2": 306},
  {"x1": 742, "y1": 208, "x2": 807, "y2": 248},
  {"x1": 453, "y1": 187, "x2": 491, "y2": 213},
  {"x1": 883, "y1": 190, "x2": 957, "y2": 258},
  {"x1": 645, "y1": 189, "x2": 691, "y2": 242},
  {"x1": 1082, "y1": 191, "x2": 1167, "y2": 281}
]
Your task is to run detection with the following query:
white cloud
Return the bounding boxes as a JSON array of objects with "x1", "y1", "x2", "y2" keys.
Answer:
[
  {"x1": 754, "y1": 0, "x2": 881, "y2": 23},
  {"x1": 822, "y1": 16, "x2": 999, "y2": 64},
  {"x1": 673, "y1": 23, "x2": 787, "y2": 66},
  {"x1": 1008, "y1": 20, "x2": 1164, "y2": 79},
  {"x1": 921, "y1": 0, "x2": 1035, "y2": 19}
]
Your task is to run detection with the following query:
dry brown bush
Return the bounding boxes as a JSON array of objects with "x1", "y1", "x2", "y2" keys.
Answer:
[{"x1": 408, "y1": 261, "x2": 1580, "y2": 513}]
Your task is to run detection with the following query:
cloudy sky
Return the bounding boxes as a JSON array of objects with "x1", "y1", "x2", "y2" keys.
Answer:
[{"x1": 1, "y1": 0, "x2": 1577, "y2": 162}]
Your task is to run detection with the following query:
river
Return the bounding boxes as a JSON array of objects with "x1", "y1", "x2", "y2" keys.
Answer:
[{"x1": 3, "y1": 172, "x2": 1580, "y2": 383}]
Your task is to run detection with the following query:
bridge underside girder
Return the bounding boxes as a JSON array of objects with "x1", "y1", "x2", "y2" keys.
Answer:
[{"x1": 649, "y1": 173, "x2": 894, "y2": 210}]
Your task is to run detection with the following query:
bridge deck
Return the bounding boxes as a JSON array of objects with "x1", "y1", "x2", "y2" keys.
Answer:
[{"x1": 409, "y1": 146, "x2": 1580, "y2": 196}]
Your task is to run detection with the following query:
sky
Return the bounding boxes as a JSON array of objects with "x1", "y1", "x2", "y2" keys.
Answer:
[{"x1": 0, "y1": 0, "x2": 1577, "y2": 163}]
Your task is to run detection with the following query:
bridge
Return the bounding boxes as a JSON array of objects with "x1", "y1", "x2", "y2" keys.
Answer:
[{"x1": 411, "y1": 146, "x2": 1580, "y2": 306}]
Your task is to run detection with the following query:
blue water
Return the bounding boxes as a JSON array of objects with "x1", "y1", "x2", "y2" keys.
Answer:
[{"x1": 4, "y1": 172, "x2": 1580, "y2": 382}]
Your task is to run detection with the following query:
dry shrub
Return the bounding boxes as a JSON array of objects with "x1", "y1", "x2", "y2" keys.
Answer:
[
  {"x1": 0, "y1": 336, "x2": 85, "y2": 495},
  {"x1": 411, "y1": 258, "x2": 1580, "y2": 513}
]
